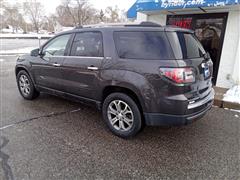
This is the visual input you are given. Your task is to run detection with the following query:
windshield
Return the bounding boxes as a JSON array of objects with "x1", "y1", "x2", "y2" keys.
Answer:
[{"x1": 167, "y1": 32, "x2": 206, "y2": 59}]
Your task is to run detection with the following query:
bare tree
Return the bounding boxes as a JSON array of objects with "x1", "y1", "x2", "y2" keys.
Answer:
[
  {"x1": 99, "y1": 9, "x2": 105, "y2": 22},
  {"x1": 105, "y1": 6, "x2": 120, "y2": 23},
  {"x1": 1, "y1": 2, "x2": 26, "y2": 33},
  {"x1": 23, "y1": 0, "x2": 45, "y2": 33},
  {"x1": 54, "y1": 1, "x2": 125, "y2": 28},
  {"x1": 74, "y1": 0, "x2": 94, "y2": 25},
  {"x1": 57, "y1": 0, "x2": 97, "y2": 26},
  {"x1": 62, "y1": 0, "x2": 77, "y2": 25},
  {"x1": 46, "y1": 15, "x2": 58, "y2": 32},
  {"x1": 56, "y1": 5, "x2": 73, "y2": 26}
]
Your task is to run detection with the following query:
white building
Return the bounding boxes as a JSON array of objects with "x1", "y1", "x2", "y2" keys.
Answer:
[{"x1": 127, "y1": 0, "x2": 240, "y2": 89}]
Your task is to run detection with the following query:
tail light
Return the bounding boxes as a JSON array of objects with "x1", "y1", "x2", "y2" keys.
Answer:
[{"x1": 159, "y1": 67, "x2": 195, "y2": 84}]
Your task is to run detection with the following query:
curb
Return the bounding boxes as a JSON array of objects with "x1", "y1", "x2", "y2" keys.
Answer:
[
  {"x1": 213, "y1": 86, "x2": 240, "y2": 110},
  {"x1": 222, "y1": 101, "x2": 240, "y2": 110},
  {"x1": 214, "y1": 99, "x2": 240, "y2": 110}
]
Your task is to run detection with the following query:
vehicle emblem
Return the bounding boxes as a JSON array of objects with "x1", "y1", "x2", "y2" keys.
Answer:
[
  {"x1": 202, "y1": 63, "x2": 210, "y2": 78},
  {"x1": 201, "y1": 63, "x2": 207, "y2": 68}
]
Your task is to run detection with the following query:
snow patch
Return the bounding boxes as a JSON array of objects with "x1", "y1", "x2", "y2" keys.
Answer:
[
  {"x1": 225, "y1": 108, "x2": 240, "y2": 113},
  {"x1": 223, "y1": 85, "x2": 240, "y2": 104},
  {"x1": 0, "y1": 54, "x2": 18, "y2": 57},
  {"x1": 0, "y1": 47, "x2": 35, "y2": 54},
  {"x1": 0, "y1": 33, "x2": 53, "y2": 39}
]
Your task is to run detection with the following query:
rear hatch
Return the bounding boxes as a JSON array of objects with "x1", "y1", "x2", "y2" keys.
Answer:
[{"x1": 166, "y1": 30, "x2": 213, "y2": 101}]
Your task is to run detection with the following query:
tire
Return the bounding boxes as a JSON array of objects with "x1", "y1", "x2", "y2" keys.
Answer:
[
  {"x1": 17, "y1": 70, "x2": 39, "y2": 100},
  {"x1": 102, "y1": 93, "x2": 142, "y2": 138}
]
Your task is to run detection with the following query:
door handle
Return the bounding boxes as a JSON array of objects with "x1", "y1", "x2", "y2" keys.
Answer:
[
  {"x1": 105, "y1": 56, "x2": 112, "y2": 60},
  {"x1": 87, "y1": 66, "x2": 98, "y2": 70},
  {"x1": 52, "y1": 63, "x2": 61, "y2": 67}
]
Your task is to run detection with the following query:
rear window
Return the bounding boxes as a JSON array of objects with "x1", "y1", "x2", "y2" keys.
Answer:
[
  {"x1": 114, "y1": 31, "x2": 174, "y2": 60},
  {"x1": 167, "y1": 32, "x2": 206, "y2": 59}
]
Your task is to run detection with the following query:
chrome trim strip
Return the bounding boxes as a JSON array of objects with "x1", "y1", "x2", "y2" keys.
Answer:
[
  {"x1": 64, "y1": 56, "x2": 104, "y2": 60},
  {"x1": 43, "y1": 56, "x2": 104, "y2": 60},
  {"x1": 188, "y1": 88, "x2": 215, "y2": 110},
  {"x1": 87, "y1": 66, "x2": 98, "y2": 70},
  {"x1": 52, "y1": 63, "x2": 61, "y2": 67}
]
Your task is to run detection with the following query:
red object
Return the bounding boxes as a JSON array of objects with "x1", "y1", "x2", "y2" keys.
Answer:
[
  {"x1": 168, "y1": 18, "x2": 193, "y2": 29},
  {"x1": 160, "y1": 67, "x2": 195, "y2": 84}
]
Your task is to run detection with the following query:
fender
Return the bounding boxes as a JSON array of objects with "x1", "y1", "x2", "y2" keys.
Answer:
[
  {"x1": 100, "y1": 69, "x2": 157, "y2": 112},
  {"x1": 15, "y1": 64, "x2": 36, "y2": 86}
]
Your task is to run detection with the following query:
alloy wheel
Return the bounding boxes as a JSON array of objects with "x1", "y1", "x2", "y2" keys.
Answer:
[
  {"x1": 19, "y1": 74, "x2": 31, "y2": 96},
  {"x1": 107, "y1": 100, "x2": 134, "y2": 131}
]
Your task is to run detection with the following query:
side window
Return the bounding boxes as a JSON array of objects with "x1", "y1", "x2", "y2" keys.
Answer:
[
  {"x1": 70, "y1": 32, "x2": 103, "y2": 57},
  {"x1": 167, "y1": 32, "x2": 205, "y2": 59},
  {"x1": 43, "y1": 34, "x2": 71, "y2": 57},
  {"x1": 113, "y1": 31, "x2": 174, "y2": 60}
]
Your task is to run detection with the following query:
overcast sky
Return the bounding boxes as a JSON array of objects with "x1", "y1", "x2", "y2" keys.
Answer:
[{"x1": 4, "y1": 0, "x2": 136, "y2": 15}]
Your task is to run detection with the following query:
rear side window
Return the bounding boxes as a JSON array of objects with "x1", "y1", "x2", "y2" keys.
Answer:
[
  {"x1": 167, "y1": 32, "x2": 206, "y2": 59},
  {"x1": 70, "y1": 32, "x2": 103, "y2": 57},
  {"x1": 114, "y1": 31, "x2": 174, "y2": 60}
]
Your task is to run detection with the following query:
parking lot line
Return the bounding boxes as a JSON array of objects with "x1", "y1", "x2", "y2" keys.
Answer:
[{"x1": 0, "y1": 108, "x2": 82, "y2": 130}]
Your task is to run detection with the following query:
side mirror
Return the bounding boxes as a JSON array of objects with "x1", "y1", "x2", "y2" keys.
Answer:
[
  {"x1": 30, "y1": 48, "x2": 40, "y2": 57},
  {"x1": 39, "y1": 50, "x2": 45, "y2": 57}
]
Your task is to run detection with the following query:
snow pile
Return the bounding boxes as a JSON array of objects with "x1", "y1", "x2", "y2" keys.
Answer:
[
  {"x1": 0, "y1": 33, "x2": 53, "y2": 39},
  {"x1": 223, "y1": 85, "x2": 240, "y2": 104},
  {"x1": 0, "y1": 47, "x2": 35, "y2": 54}
]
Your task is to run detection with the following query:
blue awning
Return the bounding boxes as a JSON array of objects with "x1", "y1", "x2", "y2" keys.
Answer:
[{"x1": 127, "y1": 0, "x2": 240, "y2": 18}]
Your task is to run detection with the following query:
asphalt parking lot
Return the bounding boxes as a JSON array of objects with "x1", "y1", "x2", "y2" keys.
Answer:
[{"x1": 0, "y1": 55, "x2": 239, "y2": 180}]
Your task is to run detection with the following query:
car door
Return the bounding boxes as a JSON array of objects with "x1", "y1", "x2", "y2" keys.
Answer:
[
  {"x1": 31, "y1": 33, "x2": 72, "y2": 91},
  {"x1": 61, "y1": 31, "x2": 104, "y2": 100}
]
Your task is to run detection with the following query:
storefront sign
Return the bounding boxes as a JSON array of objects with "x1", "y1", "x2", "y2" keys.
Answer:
[
  {"x1": 127, "y1": 0, "x2": 240, "y2": 18},
  {"x1": 161, "y1": 0, "x2": 205, "y2": 8}
]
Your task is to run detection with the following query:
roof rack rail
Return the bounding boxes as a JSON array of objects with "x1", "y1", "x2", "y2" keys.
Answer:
[
  {"x1": 78, "y1": 21, "x2": 162, "y2": 29},
  {"x1": 83, "y1": 22, "x2": 124, "y2": 28},
  {"x1": 74, "y1": 25, "x2": 83, "y2": 29},
  {"x1": 125, "y1": 21, "x2": 161, "y2": 27}
]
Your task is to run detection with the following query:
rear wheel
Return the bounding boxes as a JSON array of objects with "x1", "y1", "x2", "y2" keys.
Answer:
[
  {"x1": 102, "y1": 93, "x2": 142, "y2": 138},
  {"x1": 17, "y1": 70, "x2": 39, "y2": 100}
]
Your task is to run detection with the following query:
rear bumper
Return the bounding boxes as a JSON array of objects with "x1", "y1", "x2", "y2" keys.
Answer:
[{"x1": 144, "y1": 88, "x2": 214, "y2": 126}]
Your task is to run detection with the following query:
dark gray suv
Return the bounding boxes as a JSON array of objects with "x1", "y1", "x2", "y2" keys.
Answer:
[{"x1": 15, "y1": 22, "x2": 214, "y2": 138}]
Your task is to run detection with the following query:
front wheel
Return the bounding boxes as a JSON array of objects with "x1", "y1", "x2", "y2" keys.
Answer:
[
  {"x1": 17, "y1": 70, "x2": 39, "y2": 100},
  {"x1": 102, "y1": 93, "x2": 142, "y2": 138}
]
